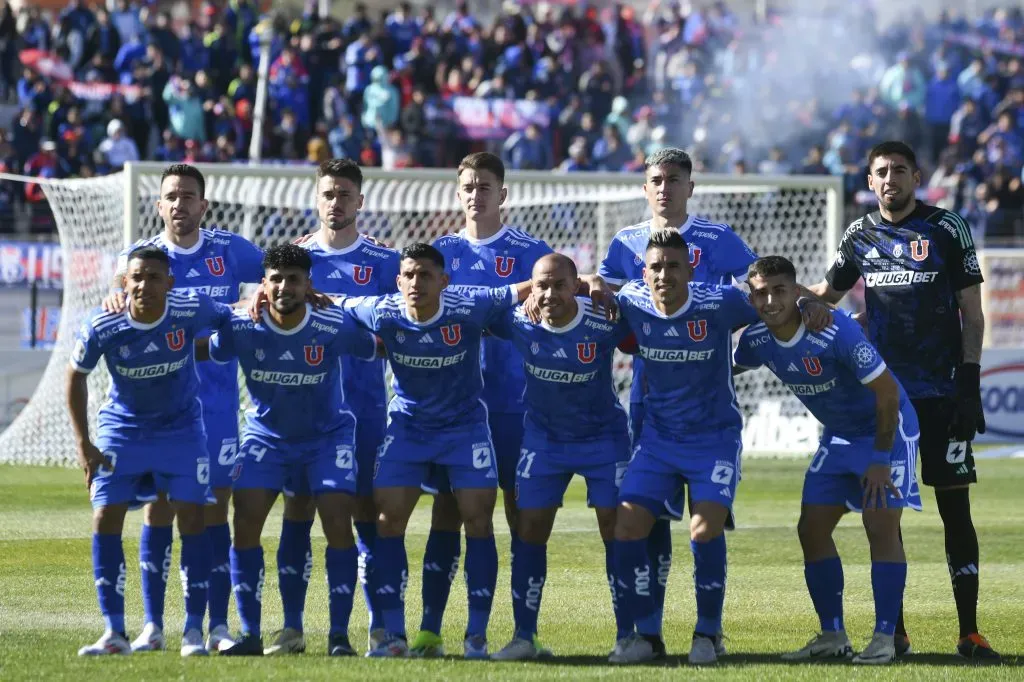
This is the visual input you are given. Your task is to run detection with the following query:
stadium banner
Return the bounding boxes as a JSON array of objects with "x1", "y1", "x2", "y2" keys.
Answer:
[
  {"x1": 979, "y1": 348, "x2": 1024, "y2": 443},
  {"x1": 449, "y1": 96, "x2": 551, "y2": 140},
  {"x1": 0, "y1": 241, "x2": 63, "y2": 289},
  {"x1": 20, "y1": 306, "x2": 60, "y2": 349},
  {"x1": 980, "y1": 249, "x2": 1024, "y2": 348},
  {"x1": 19, "y1": 50, "x2": 144, "y2": 103}
]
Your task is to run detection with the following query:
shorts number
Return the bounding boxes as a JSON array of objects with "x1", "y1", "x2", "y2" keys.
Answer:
[
  {"x1": 472, "y1": 444, "x2": 493, "y2": 470},
  {"x1": 98, "y1": 451, "x2": 117, "y2": 477},
  {"x1": 517, "y1": 449, "x2": 536, "y2": 479},
  {"x1": 248, "y1": 445, "x2": 267, "y2": 463},
  {"x1": 809, "y1": 446, "x2": 829, "y2": 473},
  {"x1": 890, "y1": 464, "x2": 906, "y2": 489},
  {"x1": 711, "y1": 464, "x2": 734, "y2": 485},
  {"x1": 946, "y1": 441, "x2": 967, "y2": 464},
  {"x1": 218, "y1": 439, "x2": 238, "y2": 466},
  {"x1": 335, "y1": 446, "x2": 354, "y2": 470},
  {"x1": 377, "y1": 435, "x2": 395, "y2": 459},
  {"x1": 197, "y1": 457, "x2": 210, "y2": 485}
]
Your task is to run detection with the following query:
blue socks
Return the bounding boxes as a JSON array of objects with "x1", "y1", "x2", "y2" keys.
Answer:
[
  {"x1": 616, "y1": 538, "x2": 657, "y2": 636},
  {"x1": 805, "y1": 557, "x2": 845, "y2": 632},
  {"x1": 180, "y1": 532, "x2": 212, "y2": 635},
  {"x1": 278, "y1": 519, "x2": 314, "y2": 632},
  {"x1": 230, "y1": 546, "x2": 265, "y2": 637},
  {"x1": 692, "y1": 534, "x2": 727, "y2": 638},
  {"x1": 510, "y1": 540, "x2": 546, "y2": 640},
  {"x1": 138, "y1": 524, "x2": 171, "y2": 630},
  {"x1": 419, "y1": 529, "x2": 460, "y2": 635},
  {"x1": 647, "y1": 518, "x2": 672, "y2": 633},
  {"x1": 374, "y1": 535, "x2": 408, "y2": 637},
  {"x1": 872, "y1": 561, "x2": 907, "y2": 636},
  {"x1": 93, "y1": 533, "x2": 127, "y2": 634},
  {"x1": 206, "y1": 523, "x2": 231, "y2": 631},
  {"x1": 354, "y1": 521, "x2": 381, "y2": 631},
  {"x1": 326, "y1": 546, "x2": 359, "y2": 636},
  {"x1": 604, "y1": 539, "x2": 631, "y2": 640},
  {"x1": 464, "y1": 535, "x2": 498, "y2": 639}
]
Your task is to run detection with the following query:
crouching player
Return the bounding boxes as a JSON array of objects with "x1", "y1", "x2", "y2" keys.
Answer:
[
  {"x1": 68, "y1": 246, "x2": 234, "y2": 656},
  {"x1": 486, "y1": 254, "x2": 631, "y2": 660},
  {"x1": 734, "y1": 256, "x2": 920, "y2": 665}
]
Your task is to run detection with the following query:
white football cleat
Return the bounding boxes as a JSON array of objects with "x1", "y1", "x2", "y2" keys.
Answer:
[
  {"x1": 263, "y1": 627, "x2": 306, "y2": 655},
  {"x1": 78, "y1": 629, "x2": 131, "y2": 656},
  {"x1": 180, "y1": 628, "x2": 209, "y2": 657},
  {"x1": 853, "y1": 632, "x2": 896, "y2": 665},
  {"x1": 491, "y1": 636, "x2": 552, "y2": 661},
  {"x1": 781, "y1": 631, "x2": 854, "y2": 661},
  {"x1": 130, "y1": 622, "x2": 165, "y2": 652},
  {"x1": 206, "y1": 624, "x2": 235, "y2": 653},
  {"x1": 609, "y1": 633, "x2": 658, "y2": 664},
  {"x1": 688, "y1": 634, "x2": 720, "y2": 665}
]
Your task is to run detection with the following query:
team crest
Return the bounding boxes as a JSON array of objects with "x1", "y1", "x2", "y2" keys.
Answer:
[
  {"x1": 530, "y1": 342, "x2": 540, "y2": 355},
  {"x1": 577, "y1": 342, "x2": 597, "y2": 364},
  {"x1": 451, "y1": 258, "x2": 460, "y2": 271},
  {"x1": 634, "y1": 253, "x2": 642, "y2": 265},
  {"x1": 689, "y1": 247, "x2": 702, "y2": 267},
  {"x1": 205, "y1": 256, "x2": 225, "y2": 276},
  {"x1": 119, "y1": 345, "x2": 131, "y2": 359},
  {"x1": 396, "y1": 331, "x2": 406, "y2": 344},
  {"x1": 642, "y1": 322, "x2": 651, "y2": 335},
  {"x1": 165, "y1": 328, "x2": 185, "y2": 351},
  {"x1": 495, "y1": 256, "x2": 515, "y2": 278},
  {"x1": 441, "y1": 324, "x2": 462, "y2": 346},
  {"x1": 352, "y1": 265, "x2": 373, "y2": 285},
  {"x1": 304, "y1": 344, "x2": 324, "y2": 366},
  {"x1": 892, "y1": 243, "x2": 904, "y2": 258},
  {"x1": 910, "y1": 239, "x2": 929, "y2": 262},
  {"x1": 802, "y1": 356, "x2": 823, "y2": 376},
  {"x1": 687, "y1": 320, "x2": 707, "y2": 341},
  {"x1": 254, "y1": 348, "x2": 265, "y2": 361}
]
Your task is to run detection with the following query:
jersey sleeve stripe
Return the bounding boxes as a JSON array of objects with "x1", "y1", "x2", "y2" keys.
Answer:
[
  {"x1": 601, "y1": 274, "x2": 625, "y2": 286},
  {"x1": 945, "y1": 211, "x2": 974, "y2": 249},
  {"x1": 860, "y1": 361, "x2": 887, "y2": 385},
  {"x1": 69, "y1": 357, "x2": 92, "y2": 373}
]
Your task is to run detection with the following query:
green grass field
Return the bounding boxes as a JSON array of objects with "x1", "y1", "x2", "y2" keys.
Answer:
[{"x1": 0, "y1": 458, "x2": 1021, "y2": 680}]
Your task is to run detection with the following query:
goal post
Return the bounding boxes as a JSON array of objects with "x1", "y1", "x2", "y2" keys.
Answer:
[{"x1": 0, "y1": 163, "x2": 844, "y2": 466}]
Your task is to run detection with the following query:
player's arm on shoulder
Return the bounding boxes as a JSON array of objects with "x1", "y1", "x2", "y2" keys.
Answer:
[
  {"x1": 231, "y1": 233, "x2": 267, "y2": 284},
  {"x1": 485, "y1": 306, "x2": 516, "y2": 340},
  {"x1": 811, "y1": 231, "x2": 862, "y2": 304},
  {"x1": 102, "y1": 252, "x2": 131, "y2": 313},
  {"x1": 597, "y1": 235, "x2": 627, "y2": 289},
  {"x1": 723, "y1": 284, "x2": 760, "y2": 330},
  {"x1": 340, "y1": 295, "x2": 381, "y2": 332},
  {"x1": 731, "y1": 328, "x2": 764, "y2": 375}
]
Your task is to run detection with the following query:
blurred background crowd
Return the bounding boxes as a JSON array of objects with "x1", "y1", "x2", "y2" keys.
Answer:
[{"x1": 1, "y1": 0, "x2": 1022, "y2": 241}]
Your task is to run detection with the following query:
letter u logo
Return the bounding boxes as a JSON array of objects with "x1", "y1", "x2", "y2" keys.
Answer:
[
  {"x1": 687, "y1": 320, "x2": 707, "y2": 341},
  {"x1": 909, "y1": 240, "x2": 929, "y2": 262},
  {"x1": 689, "y1": 247, "x2": 702, "y2": 267},
  {"x1": 495, "y1": 256, "x2": 516, "y2": 278},
  {"x1": 166, "y1": 329, "x2": 185, "y2": 351},
  {"x1": 441, "y1": 324, "x2": 462, "y2": 346},
  {"x1": 802, "y1": 357, "x2": 823, "y2": 376},
  {"x1": 304, "y1": 345, "x2": 324, "y2": 366},
  {"x1": 353, "y1": 265, "x2": 373, "y2": 285},
  {"x1": 577, "y1": 342, "x2": 596, "y2": 364},
  {"x1": 205, "y1": 256, "x2": 225, "y2": 276}
]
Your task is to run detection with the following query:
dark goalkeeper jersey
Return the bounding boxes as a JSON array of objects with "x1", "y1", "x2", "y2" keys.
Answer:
[{"x1": 825, "y1": 203, "x2": 983, "y2": 399}]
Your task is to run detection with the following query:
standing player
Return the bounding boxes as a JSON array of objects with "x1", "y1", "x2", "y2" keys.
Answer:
[
  {"x1": 611, "y1": 230, "x2": 758, "y2": 665},
  {"x1": 597, "y1": 148, "x2": 757, "y2": 643},
  {"x1": 69, "y1": 246, "x2": 233, "y2": 656},
  {"x1": 104, "y1": 164, "x2": 265, "y2": 653},
  {"x1": 808, "y1": 141, "x2": 997, "y2": 659},
  {"x1": 735, "y1": 256, "x2": 921, "y2": 664},
  {"x1": 206, "y1": 244, "x2": 379, "y2": 657},
  {"x1": 487, "y1": 253, "x2": 631, "y2": 660},
  {"x1": 342, "y1": 243, "x2": 532, "y2": 659}
]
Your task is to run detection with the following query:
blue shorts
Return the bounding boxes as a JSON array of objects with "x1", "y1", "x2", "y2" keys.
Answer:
[
  {"x1": 515, "y1": 428, "x2": 630, "y2": 510},
  {"x1": 204, "y1": 410, "x2": 240, "y2": 491},
  {"x1": 803, "y1": 413, "x2": 922, "y2": 512},
  {"x1": 90, "y1": 433, "x2": 210, "y2": 510},
  {"x1": 629, "y1": 403, "x2": 689, "y2": 521},
  {"x1": 489, "y1": 411, "x2": 525, "y2": 492},
  {"x1": 281, "y1": 413, "x2": 386, "y2": 499},
  {"x1": 375, "y1": 419, "x2": 497, "y2": 492},
  {"x1": 233, "y1": 427, "x2": 358, "y2": 497},
  {"x1": 620, "y1": 430, "x2": 742, "y2": 517}
]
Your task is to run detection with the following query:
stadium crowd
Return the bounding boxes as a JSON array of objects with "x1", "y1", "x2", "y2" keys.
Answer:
[{"x1": 2, "y1": 1, "x2": 1023, "y2": 239}]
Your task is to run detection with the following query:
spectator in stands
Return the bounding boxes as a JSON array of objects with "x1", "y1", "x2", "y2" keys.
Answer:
[
  {"x1": 97, "y1": 119, "x2": 139, "y2": 171},
  {"x1": 503, "y1": 122, "x2": 551, "y2": 171},
  {"x1": 925, "y1": 64, "x2": 962, "y2": 164},
  {"x1": 799, "y1": 145, "x2": 830, "y2": 175},
  {"x1": 164, "y1": 75, "x2": 206, "y2": 143},
  {"x1": 879, "y1": 51, "x2": 927, "y2": 113},
  {"x1": 592, "y1": 124, "x2": 631, "y2": 171},
  {"x1": 361, "y1": 65, "x2": 399, "y2": 131}
]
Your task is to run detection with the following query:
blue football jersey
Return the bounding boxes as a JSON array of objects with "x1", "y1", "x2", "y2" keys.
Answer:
[
  {"x1": 71, "y1": 291, "x2": 234, "y2": 437},
  {"x1": 617, "y1": 281, "x2": 759, "y2": 440},
  {"x1": 434, "y1": 225, "x2": 553, "y2": 413},
  {"x1": 734, "y1": 311, "x2": 914, "y2": 439},
  {"x1": 488, "y1": 297, "x2": 631, "y2": 441},
  {"x1": 599, "y1": 216, "x2": 757, "y2": 404},
  {"x1": 208, "y1": 304, "x2": 377, "y2": 442},
  {"x1": 120, "y1": 229, "x2": 265, "y2": 414},
  {"x1": 343, "y1": 285, "x2": 517, "y2": 431},
  {"x1": 297, "y1": 232, "x2": 400, "y2": 417}
]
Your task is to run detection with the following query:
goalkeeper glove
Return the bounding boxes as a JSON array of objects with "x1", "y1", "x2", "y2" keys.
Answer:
[{"x1": 949, "y1": 362, "x2": 986, "y2": 442}]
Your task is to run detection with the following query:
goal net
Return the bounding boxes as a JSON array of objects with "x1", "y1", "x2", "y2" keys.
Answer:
[{"x1": 0, "y1": 164, "x2": 842, "y2": 465}]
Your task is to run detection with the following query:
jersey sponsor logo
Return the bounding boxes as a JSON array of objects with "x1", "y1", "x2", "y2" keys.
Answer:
[
  {"x1": 639, "y1": 346, "x2": 715, "y2": 362},
  {"x1": 692, "y1": 230, "x2": 719, "y2": 240},
  {"x1": 205, "y1": 256, "x2": 226, "y2": 276},
  {"x1": 352, "y1": 265, "x2": 373, "y2": 285},
  {"x1": 689, "y1": 246, "x2": 702, "y2": 267},
  {"x1": 525, "y1": 362, "x2": 598, "y2": 384},
  {"x1": 552, "y1": 348, "x2": 568, "y2": 359},
  {"x1": 909, "y1": 239, "x2": 929, "y2": 262},
  {"x1": 390, "y1": 350, "x2": 468, "y2": 368},
  {"x1": 865, "y1": 247, "x2": 881, "y2": 259},
  {"x1": 584, "y1": 318, "x2": 614, "y2": 332},
  {"x1": 250, "y1": 368, "x2": 327, "y2": 385},
  {"x1": 116, "y1": 355, "x2": 189, "y2": 379},
  {"x1": 787, "y1": 362, "x2": 800, "y2": 372},
  {"x1": 166, "y1": 328, "x2": 186, "y2": 351},
  {"x1": 304, "y1": 344, "x2": 324, "y2": 366},
  {"x1": 186, "y1": 268, "x2": 200, "y2": 278},
  {"x1": 170, "y1": 307, "x2": 197, "y2": 318},
  {"x1": 664, "y1": 326, "x2": 680, "y2": 337},
  {"x1": 440, "y1": 324, "x2": 462, "y2": 346},
  {"x1": 577, "y1": 342, "x2": 597, "y2": 364},
  {"x1": 802, "y1": 357, "x2": 823, "y2": 376},
  {"x1": 749, "y1": 335, "x2": 768, "y2": 347},
  {"x1": 808, "y1": 334, "x2": 830, "y2": 349},
  {"x1": 495, "y1": 256, "x2": 515, "y2": 277},
  {"x1": 864, "y1": 270, "x2": 938, "y2": 287},
  {"x1": 144, "y1": 342, "x2": 159, "y2": 353},
  {"x1": 507, "y1": 237, "x2": 533, "y2": 249},
  {"x1": 311, "y1": 320, "x2": 338, "y2": 334},
  {"x1": 687, "y1": 319, "x2": 708, "y2": 341},
  {"x1": 181, "y1": 284, "x2": 231, "y2": 297},
  {"x1": 785, "y1": 377, "x2": 838, "y2": 395},
  {"x1": 419, "y1": 333, "x2": 434, "y2": 344},
  {"x1": 327, "y1": 270, "x2": 343, "y2": 279}
]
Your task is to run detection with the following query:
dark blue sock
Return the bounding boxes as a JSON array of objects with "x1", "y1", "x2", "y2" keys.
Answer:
[
  {"x1": 230, "y1": 546, "x2": 264, "y2": 638},
  {"x1": 374, "y1": 535, "x2": 408, "y2": 637},
  {"x1": 419, "y1": 529, "x2": 460, "y2": 634},
  {"x1": 615, "y1": 538, "x2": 657, "y2": 636},
  {"x1": 510, "y1": 540, "x2": 546, "y2": 640},
  {"x1": 872, "y1": 561, "x2": 907, "y2": 636},
  {"x1": 206, "y1": 523, "x2": 231, "y2": 631},
  {"x1": 604, "y1": 540, "x2": 631, "y2": 639},
  {"x1": 692, "y1": 534, "x2": 727, "y2": 637},
  {"x1": 354, "y1": 521, "x2": 381, "y2": 631},
  {"x1": 805, "y1": 557, "x2": 845, "y2": 632},
  {"x1": 647, "y1": 518, "x2": 672, "y2": 634},
  {"x1": 326, "y1": 546, "x2": 358, "y2": 636},
  {"x1": 139, "y1": 524, "x2": 171, "y2": 630},
  {"x1": 180, "y1": 532, "x2": 212, "y2": 635},
  {"x1": 277, "y1": 519, "x2": 313, "y2": 632},
  {"x1": 464, "y1": 535, "x2": 498, "y2": 639},
  {"x1": 93, "y1": 533, "x2": 126, "y2": 634}
]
